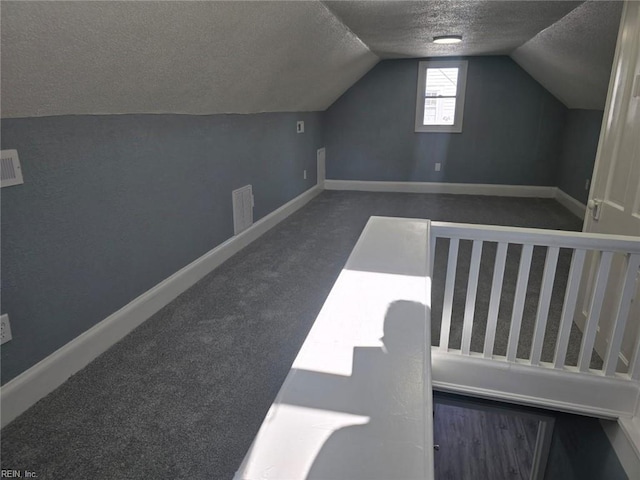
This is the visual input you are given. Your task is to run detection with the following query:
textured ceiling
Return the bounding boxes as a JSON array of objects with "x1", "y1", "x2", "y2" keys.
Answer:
[
  {"x1": 0, "y1": 1, "x2": 623, "y2": 117},
  {"x1": 325, "y1": 0, "x2": 583, "y2": 58},
  {"x1": 0, "y1": 1, "x2": 377, "y2": 117},
  {"x1": 511, "y1": 1, "x2": 622, "y2": 110}
]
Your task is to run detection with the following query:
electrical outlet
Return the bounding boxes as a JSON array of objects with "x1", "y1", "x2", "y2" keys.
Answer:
[
  {"x1": 296, "y1": 121, "x2": 304, "y2": 134},
  {"x1": 1, "y1": 314, "x2": 12, "y2": 345},
  {"x1": 303, "y1": 169, "x2": 307, "y2": 180},
  {"x1": 435, "y1": 163, "x2": 441, "y2": 172}
]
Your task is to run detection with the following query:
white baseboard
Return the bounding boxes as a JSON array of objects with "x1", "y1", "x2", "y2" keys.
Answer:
[
  {"x1": 603, "y1": 417, "x2": 640, "y2": 479},
  {"x1": 324, "y1": 179, "x2": 558, "y2": 198},
  {"x1": 555, "y1": 188, "x2": 587, "y2": 219},
  {"x1": 324, "y1": 181, "x2": 588, "y2": 221},
  {"x1": 0, "y1": 185, "x2": 322, "y2": 428}
]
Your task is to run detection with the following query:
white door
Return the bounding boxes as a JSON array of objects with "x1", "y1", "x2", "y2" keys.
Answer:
[{"x1": 578, "y1": 1, "x2": 640, "y2": 372}]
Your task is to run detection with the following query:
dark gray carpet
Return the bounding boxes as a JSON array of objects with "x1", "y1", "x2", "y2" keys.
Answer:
[{"x1": 1, "y1": 191, "x2": 587, "y2": 479}]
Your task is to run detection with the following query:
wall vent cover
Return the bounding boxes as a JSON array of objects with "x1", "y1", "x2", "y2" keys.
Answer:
[
  {"x1": 1, "y1": 150, "x2": 24, "y2": 188},
  {"x1": 232, "y1": 185, "x2": 254, "y2": 235}
]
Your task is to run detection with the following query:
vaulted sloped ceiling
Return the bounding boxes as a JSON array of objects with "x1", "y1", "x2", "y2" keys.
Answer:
[
  {"x1": 325, "y1": 0, "x2": 621, "y2": 109},
  {"x1": 0, "y1": 1, "x2": 378, "y2": 117},
  {"x1": 0, "y1": 1, "x2": 623, "y2": 118},
  {"x1": 511, "y1": 0, "x2": 622, "y2": 110}
]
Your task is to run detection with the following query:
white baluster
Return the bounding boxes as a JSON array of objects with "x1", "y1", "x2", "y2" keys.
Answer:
[
  {"x1": 630, "y1": 326, "x2": 640, "y2": 380},
  {"x1": 440, "y1": 238, "x2": 459, "y2": 351},
  {"x1": 506, "y1": 244, "x2": 534, "y2": 362},
  {"x1": 603, "y1": 254, "x2": 640, "y2": 376},
  {"x1": 578, "y1": 251, "x2": 614, "y2": 372},
  {"x1": 430, "y1": 235, "x2": 437, "y2": 275},
  {"x1": 530, "y1": 247, "x2": 560, "y2": 366},
  {"x1": 484, "y1": 242, "x2": 508, "y2": 359},
  {"x1": 461, "y1": 240, "x2": 483, "y2": 355},
  {"x1": 554, "y1": 249, "x2": 587, "y2": 369}
]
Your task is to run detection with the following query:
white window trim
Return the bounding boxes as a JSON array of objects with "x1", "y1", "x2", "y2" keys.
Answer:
[{"x1": 414, "y1": 59, "x2": 468, "y2": 133}]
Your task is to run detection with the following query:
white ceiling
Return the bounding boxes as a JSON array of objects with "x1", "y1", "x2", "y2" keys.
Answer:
[
  {"x1": 0, "y1": 1, "x2": 623, "y2": 118},
  {"x1": 324, "y1": 0, "x2": 582, "y2": 58}
]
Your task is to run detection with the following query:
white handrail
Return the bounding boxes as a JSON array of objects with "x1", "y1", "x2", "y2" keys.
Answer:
[
  {"x1": 431, "y1": 222, "x2": 640, "y2": 253},
  {"x1": 430, "y1": 221, "x2": 640, "y2": 381}
]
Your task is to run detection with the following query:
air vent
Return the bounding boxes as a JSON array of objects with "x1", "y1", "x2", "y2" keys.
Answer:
[
  {"x1": 1, "y1": 150, "x2": 24, "y2": 188},
  {"x1": 232, "y1": 185, "x2": 254, "y2": 235}
]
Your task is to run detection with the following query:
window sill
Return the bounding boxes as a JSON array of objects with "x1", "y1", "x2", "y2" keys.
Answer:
[{"x1": 415, "y1": 125, "x2": 463, "y2": 133}]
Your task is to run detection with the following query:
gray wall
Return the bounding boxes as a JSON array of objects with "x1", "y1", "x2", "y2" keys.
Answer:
[
  {"x1": 557, "y1": 109, "x2": 603, "y2": 204},
  {"x1": 0, "y1": 60, "x2": 604, "y2": 384},
  {"x1": 323, "y1": 56, "x2": 567, "y2": 185},
  {"x1": 544, "y1": 415, "x2": 626, "y2": 480},
  {"x1": 1, "y1": 113, "x2": 323, "y2": 383}
]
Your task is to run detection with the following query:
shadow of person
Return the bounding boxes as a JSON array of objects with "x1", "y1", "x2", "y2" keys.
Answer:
[{"x1": 306, "y1": 300, "x2": 428, "y2": 480}]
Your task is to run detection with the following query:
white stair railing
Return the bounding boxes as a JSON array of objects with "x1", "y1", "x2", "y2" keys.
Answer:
[{"x1": 431, "y1": 222, "x2": 640, "y2": 380}]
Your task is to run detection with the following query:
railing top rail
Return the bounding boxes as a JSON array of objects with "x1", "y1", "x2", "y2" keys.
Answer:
[{"x1": 431, "y1": 221, "x2": 640, "y2": 253}]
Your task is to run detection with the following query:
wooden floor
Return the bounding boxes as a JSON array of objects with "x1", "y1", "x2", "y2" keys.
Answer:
[{"x1": 434, "y1": 402, "x2": 539, "y2": 480}]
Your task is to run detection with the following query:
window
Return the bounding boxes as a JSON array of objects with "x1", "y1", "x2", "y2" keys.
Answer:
[{"x1": 415, "y1": 60, "x2": 468, "y2": 133}]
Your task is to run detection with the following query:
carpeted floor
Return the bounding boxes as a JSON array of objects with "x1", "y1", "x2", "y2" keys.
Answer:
[{"x1": 1, "y1": 191, "x2": 587, "y2": 479}]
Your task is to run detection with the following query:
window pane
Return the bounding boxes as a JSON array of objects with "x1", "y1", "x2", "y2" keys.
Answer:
[
  {"x1": 425, "y1": 68, "x2": 458, "y2": 97},
  {"x1": 424, "y1": 98, "x2": 456, "y2": 125}
]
